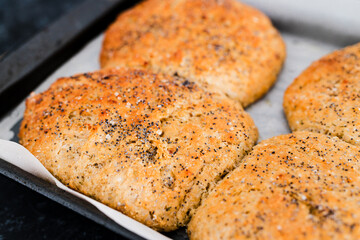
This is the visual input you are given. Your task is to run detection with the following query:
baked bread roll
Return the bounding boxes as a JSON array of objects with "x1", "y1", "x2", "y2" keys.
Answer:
[
  {"x1": 284, "y1": 43, "x2": 360, "y2": 146},
  {"x1": 189, "y1": 131, "x2": 360, "y2": 239},
  {"x1": 19, "y1": 68, "x2": 258, "y2": 231},
  {"x1": 100, "y1": 0, "x2": 286, "y2": 107}
]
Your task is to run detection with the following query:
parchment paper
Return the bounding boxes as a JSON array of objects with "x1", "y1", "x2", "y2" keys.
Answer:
[
  {"x1": 0, "y1": 139, "x2": 170, "y2": 240},
  {"x1": 0, "y1": 7, "x2": 345, "y2": 240}
]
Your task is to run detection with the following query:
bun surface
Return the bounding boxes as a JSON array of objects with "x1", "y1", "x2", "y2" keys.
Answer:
[
  {"x1": 100, "y1": 0, "x2": 286, "y2": 107},
  {"x1": 19, "y1": 68, "x2": 258, "y2": 231},
  {"x1": 284, "y1": 43, "x2": 360, "y2": 146},
  {"x1": 189, "y1": 131, "x2": 360, "y2": 240}
]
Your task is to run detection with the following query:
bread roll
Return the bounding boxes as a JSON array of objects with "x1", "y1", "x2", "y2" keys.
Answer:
[
  {"x1": 19, "y1": 68, "x2": 258, "y2": 231},
  {"x1": 100, "y1": 0, "x2": 286, "y2": 107},
  {"x1": 284, "y1": 43, "x2": 360, "y2": 146},
  {"x1": 189, "y1": 131, "x2": 360, "y2": 239}
]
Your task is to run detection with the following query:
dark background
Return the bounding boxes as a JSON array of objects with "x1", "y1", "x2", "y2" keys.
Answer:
[
  {"x1": 0, "y1": 0, "x2": 86, "y2": 59},
  {"x1": 0, "y1": 0, "x2": 124, "y2": 239}
]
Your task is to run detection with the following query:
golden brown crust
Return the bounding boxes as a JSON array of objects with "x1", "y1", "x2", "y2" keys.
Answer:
[
  {"x1": 284, "y1": 42, "x2": 360, "y2": 146},
  {"x1": 19, "y1": 68, "x2": 258, "y2": 231},
  {"x1": 100, "y1": 0, "x2": 286, "y2": 107},
  {"x1": 188, "y1": 131, "x2": 360, "y2": 240}
]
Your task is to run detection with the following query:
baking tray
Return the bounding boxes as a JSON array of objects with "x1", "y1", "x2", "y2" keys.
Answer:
[{"x1": 0, "y1": 0, "x2": 360, "y2": 239}]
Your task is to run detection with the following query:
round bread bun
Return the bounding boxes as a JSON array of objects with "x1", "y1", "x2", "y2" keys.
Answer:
[
  {"x1": 19, "y1": 68, "x2": 258, "y2": 231},
  {"x1": 188, "y1": 131, "x2": 360, "y2": 240},
  {"x1": 100, "y1": 0, "x2": 286, "y2": 107},
  {"x1": 284, "y1": 43, "x2": 360, "y2": 146}
]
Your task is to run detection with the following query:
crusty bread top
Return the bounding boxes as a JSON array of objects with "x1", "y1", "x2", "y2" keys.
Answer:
[
  {"x1": 19, "y1": 68, "x2": 258, "y2": 231},
  {"x1": 100, "y1": 0, "x2": 286, "y2": 107},
  {"x1": 188, "y1": 131, "x2": 360, "y2": 240},
  {"x1": 284, "y1": 42, "x2": 360, "y2": 146}
]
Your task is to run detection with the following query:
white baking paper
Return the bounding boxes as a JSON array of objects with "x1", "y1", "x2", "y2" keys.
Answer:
[
  {"x1": 0, "y1": 139, "x2": 170, "y2": 240},
  {"x1": 0, "y1": 0, "x2": 353, "y2": 238}
]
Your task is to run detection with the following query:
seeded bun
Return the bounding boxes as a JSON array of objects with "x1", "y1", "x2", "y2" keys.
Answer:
[
  {"x1": 19, "y1": 68, "x2": 258, "y2": 231},
  {"x1": 100, "y1": 0, "x2": 286, "y2": 107},
  {"x1": 189, "y1": 131, "x2": 360, "y2": 239},
  {"x1": 284, "y1": 42, "x2": 360, "y2": 145}
]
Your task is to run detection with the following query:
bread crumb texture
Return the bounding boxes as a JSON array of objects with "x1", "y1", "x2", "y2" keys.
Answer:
[
  {"x1": 100, "y1": 0, "x2": 286, "y2": 107},
  {"x1": 189, "y1": 131, "x2": 360, "y2": 240},
  {"x1": 19, "y1": 68, "x2": 258, "y2": 231},
  {"x1": 284, "y1": 42, "x2": 360, "y2": 146}
]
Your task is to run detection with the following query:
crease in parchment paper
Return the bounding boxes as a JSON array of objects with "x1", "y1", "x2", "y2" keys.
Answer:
[{"x1": 0, "y1": 139, "x2": 171, "y2": 240}]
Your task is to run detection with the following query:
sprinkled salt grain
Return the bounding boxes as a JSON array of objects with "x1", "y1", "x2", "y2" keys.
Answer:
[
  {"x1": 156, "y1": 130, "x2": 163, "y2": 136},
  {"x1": 114, "y1": 92, "x2": 119, "y2": 96},
  {"x1": 126, "y1": 102, "x2": 132, "y2": 108}
]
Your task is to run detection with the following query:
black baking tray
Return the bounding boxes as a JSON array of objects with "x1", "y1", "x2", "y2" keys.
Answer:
[
  {"x1": 1, "y1": 0, "x2": 360, "y2": 239},
  {"x1": 0, "y1": 0, "x2": 186, "y2": 239}
]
